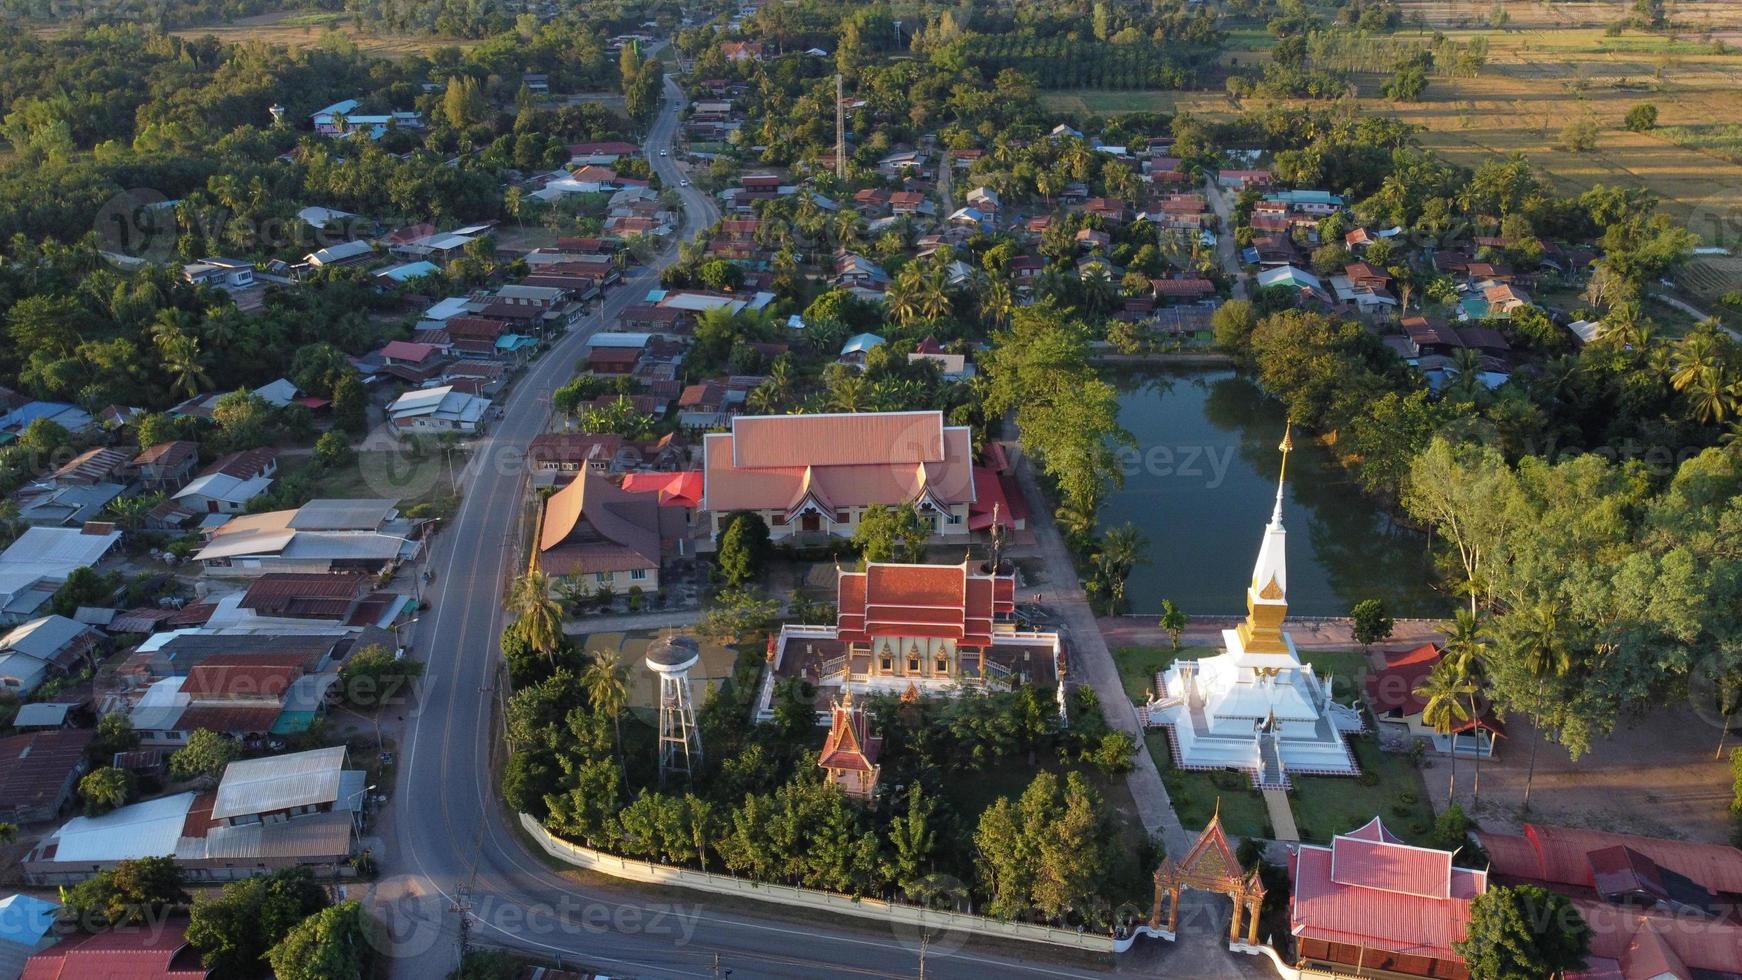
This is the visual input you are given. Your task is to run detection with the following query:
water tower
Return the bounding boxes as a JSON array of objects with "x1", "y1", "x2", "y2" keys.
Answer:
[{"x1": 646, "y1": 634, "x2": 702, "y2": 786}]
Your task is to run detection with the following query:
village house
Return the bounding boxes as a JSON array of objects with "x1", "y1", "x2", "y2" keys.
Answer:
[
  {"x1": 528, "y1": 433, "x2": 627, "y2": 484},
  {"x1": 1365, "y1": 643, "x2": 1501, "y2": 757},
  {"x1": 130, "y1": 441, "x2": 200, "y2": 493},
  {"x1": 537, "y1": 470, "x2": 678, "y2": 595},
  {"x1": 0, "y1": 615, "x2": 102, "y2": 696},
  {"x1": 192, "y1": 498, "x2": 424, "y2": 579},
  {"x1": 0, "y1": 728, "x2": 93, "y2": 824},
  {"x1": 173, "y1": 447, "x2": 278, "y2": 515}
]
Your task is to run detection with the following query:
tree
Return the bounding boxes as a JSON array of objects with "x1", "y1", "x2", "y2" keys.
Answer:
[
  {"x1": 170, "y1": 729, "x2": 239, "y2": 784},
  {"x1": 51, "y1": 565, "x2": 115, "y2": 618},
  {"x1": 1212, "y1": 299, "x2": 1257, "y2": 358},
  {"x1": 337, "y1": 643, "x2": 423, "y2": 708},
  {"x1": 1350, "y1": 598, "x2": 1394, "y2": 650},
  {"x1": 696, "y1": 587, "x2": 780, "y2": 643},
  {"x1": 79, "y1": 766, "x2": 132, "y2": 815},
  {"x1": 715, "y1": 511, "x2": 770, "y2": 586},
  {"x1": 582, "y1": 648, "x2": 629, "y2": 758},
  {"x1": 1497, "y1": 602, "x2": 1573, "y2": 811},
  {"x1": 93, "y1": 711, "x2": 138, "y2": 759},
  {"x1": 1624, "y1": 102, "x2": 1658, "y2": 132},
  {"x1": 313, "y1": 431, "x2": 353, "y2": 469},
  {"x1": 509, "y1": 570, "x2": 564, "y2": 662},
  {"x1": 1415, "y1": 661, "x2": 1476, "y2": 797},
  {"x1": 1381, "y1": 65, "x2": 1428, "y2": 102},
  {"x1": 852, "y1": 504, "x2": 930, "y2": 563},
  {"x1": 1403, "y1": 438, "x2": 1523, "y2": 616},
  {"x1": 1158, "y1": 599, "x2": 1189, "y2": 651},
  {"x1": 211, "y1": 389, "x2": 272, "y2": 450},
  {"x1": 884, "y1": 785, "x2": 938, "y2": 896},
  {"x1": 1560, "y1": 117, "x2": 1599, "y2": 153},
  {"x1": 1439, "y1": 610, "x2": 1492, "y2": 797},
  {"x1": 331, "y1": 374, "x2": 367, "y2": 435},
  {"x1": 188, "y1": 868, "x2": 330, "y2": 979},
  {"x1": 1455, "y1": 885, "x2": 1589, "y2": 980},
  {"x1": 62, "y1": 856, "x2": 188, "y2": 928},
  {"x1": 265, "y1": 901, "x2": 375, "y2": 980}
]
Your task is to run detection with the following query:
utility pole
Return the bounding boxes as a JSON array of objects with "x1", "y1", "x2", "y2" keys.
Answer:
[
  {"x1": 835, "y1": 73, "x2": 847, "y2": 182},
  {"x1": 450, "y1": 883, "x2": 472, "y2": 964}
]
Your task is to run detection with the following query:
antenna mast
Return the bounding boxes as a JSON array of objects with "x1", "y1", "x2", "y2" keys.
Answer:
[{"x1": 835, "y1": 72, "x2": 847, "y2": 181}]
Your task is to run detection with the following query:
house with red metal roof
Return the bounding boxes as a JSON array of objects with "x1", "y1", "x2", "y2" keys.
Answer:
[
  {"x1": 700, "y1": 411, "x2": 975, "y2": 544},
  {"x1": 1476, "y1": 823, "x2": 1742, "y2": 978},
  {"x1": 1289, "y1": 816, "x2": 1486, "y2": 979},
  {"x1": 1365, "y1": 643, "x2": 1502, "y2": 757},
  {"x1": 20, "y1": 920, "x2": 208, "y2": 979}
]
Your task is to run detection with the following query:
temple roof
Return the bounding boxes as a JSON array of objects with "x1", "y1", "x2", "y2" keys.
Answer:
[
  {"x1": 1290, "y1": 817, "x2": 1484, "y2": 960},
  {"x1": 835, "y1": 561, "x2": 1015, "y2": 646}
]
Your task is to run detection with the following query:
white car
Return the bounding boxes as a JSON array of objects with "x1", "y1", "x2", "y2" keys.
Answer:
[
  {"x1": 659, "y1": 149, "x2": 667, "y2": 157},
  {"x1": 680, "y1": 178, "x2": 689, "y2": 187}
]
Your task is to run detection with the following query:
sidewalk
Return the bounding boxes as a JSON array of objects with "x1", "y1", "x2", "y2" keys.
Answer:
[{"x1": 1008, "y1": 447, "x2": 1191, "y2": 857}]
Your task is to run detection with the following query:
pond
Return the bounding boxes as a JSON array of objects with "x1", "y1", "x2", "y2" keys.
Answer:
[{"x1": 1096, "y1": 368, "x2": 1445, "y2": 618}]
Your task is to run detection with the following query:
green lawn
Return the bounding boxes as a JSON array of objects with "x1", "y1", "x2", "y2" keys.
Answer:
[
  {"x1": 1147, "y1": 732, "x2": 1272, "y2": 841},
  {"x1": 1297, "y1": 649, "x2": 1368, "y2": 706},
  {"x1": 1110, "y1": 644, "x2": 1222, "y2": 705},
  {"x1": 1291, "y1": 737, "x2": 1435, "y2": 845}
]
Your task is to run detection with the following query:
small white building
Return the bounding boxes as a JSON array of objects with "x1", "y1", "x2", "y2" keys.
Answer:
[{"x1": 387, "y1": 385, "x2": 491, "y2": 434}]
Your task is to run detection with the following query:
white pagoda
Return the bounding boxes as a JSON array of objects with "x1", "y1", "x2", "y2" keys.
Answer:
[{"x1": 1148, "y1": 426, "x2": 1364, "y2": 786}]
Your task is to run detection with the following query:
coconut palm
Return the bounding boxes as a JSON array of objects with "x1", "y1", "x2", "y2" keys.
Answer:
[
  {"x1": 826, "y1": 371, "x2": 866, "y2": 413},
  {"x1": 1669, "y1": 328, "x2": 1737, "y2": 423},
  {"x1": 885, "y1": 266, "x2": 923, "y2": 325},
  {"x1": 977, "y1": 276, "x2": 1013, "y2": 330},
  {"x1": 1415, "y1": 661, "x2": 1477, "y2": 798},
  {"x1": 1504, "y1": 602, "x2": 1572, "y2": 811},
  {"x1": 509, "y1": 570, "x2": 564, "y2": 664},
  {"x1": 1439, "y1": 609, "x2": 1493, "y2": 796},
  {"x1": 157, "y1": 333, "x2": 213, "y2": 399},
  {"x1": 917, "y1": 261, "x2": 953, "y2": 320},
  {"x1": 105, "y1": 492, "x2": 163, "y2": 536},
  {"x1": 582, "y1": 648, "x2": 629, "y2": 759}
]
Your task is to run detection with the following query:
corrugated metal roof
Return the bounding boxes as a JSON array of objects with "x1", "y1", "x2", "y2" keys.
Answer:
[
  {"x1": 48, "y1": 792, "x2": 197, "y2": 862},
  {"x1": 211, "y1": 746, "x2": 347, "y2": 820},
  {"x1": 183, "y1": 810, "x2": 353, "y2": 861},
  {"x1": 288, "y1": 499, "x2": 397, "y2": 531}
]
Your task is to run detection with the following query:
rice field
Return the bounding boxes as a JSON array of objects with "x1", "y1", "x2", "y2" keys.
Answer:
[{"x1": 161, "y1": 10, "x2": 482, "y2": 59}]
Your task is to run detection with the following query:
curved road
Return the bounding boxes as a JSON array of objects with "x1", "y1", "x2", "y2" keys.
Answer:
[{"x1": 379, "y1": 73, "x2": 1148, "y2": 979}]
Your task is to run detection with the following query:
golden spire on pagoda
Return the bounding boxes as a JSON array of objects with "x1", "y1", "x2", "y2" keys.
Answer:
[{"x1": 1237, "y1": 422, "x2": 1294, "y2": 655}]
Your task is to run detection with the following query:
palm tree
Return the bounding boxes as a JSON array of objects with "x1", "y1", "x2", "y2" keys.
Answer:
[
  {"x1": 977, "y1": 276, "x2": 1013, "y2": 330},
  {"x1": 104, "y1": 492, "x2": 163, "y2": 536},
  {"x1": 1447, "y1": 347, "x2": 1486, "y2": 403},
  {"x1": 826, "y1": 371, "x2": 865, "y2": 413},
  {"x1": 1439, "y1": 610, "x2": 1492, "y2": 796},
  {"x1": 1505, "y1": 602, "x2": 1572, "y2": 812},
  {"x1": 886, "y1": 266, "x2": 923, "y2": 325},
  {"x1": 157, "y1": 333, "x2": 213, "y2": 399},
  {"x1": 1670, "y1": 328, "x2": 1737, "y2": 423},
  {"x1": 918, "y1": 261, "x2": 952, "y2": 321},
  {"x1": 509, "y1": 570, "x2": 564, "y2": 664},
  {"x1": 582, "y1": 649, "x2": 629, "y2": 759},
  {"x1": 1415, "y1": 661, "x2": 1476, "y2": 798}
]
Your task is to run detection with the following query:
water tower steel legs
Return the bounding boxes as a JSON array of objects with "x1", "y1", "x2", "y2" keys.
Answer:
[{"x1": 656, "y1": 668, "x2": 701, "y2": 787}]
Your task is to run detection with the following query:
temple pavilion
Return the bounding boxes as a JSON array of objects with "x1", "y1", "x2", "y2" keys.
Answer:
[{"x1": 1147, "y1": 427, "x2": 1364, "y2": 786}]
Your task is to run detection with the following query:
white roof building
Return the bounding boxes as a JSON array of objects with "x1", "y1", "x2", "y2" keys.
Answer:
[
  {"x1": 212, "y1": 745, "x2": 351, "y2": 821},
  {"x1": 305, "y1": 240, "x2": 375, "y2": 267},
  {"x1": 386, "y1": 386, "x2": 490, "y2": 432},
  {"x1": 0, "y1": 526, "x2": 122, "y2": 625},
  {"x1": 47, "y1": 791, "x2": 199, "y2": 863},
  {"x1": 173, "y1": 471, "x2": 275, "y2": 510}
]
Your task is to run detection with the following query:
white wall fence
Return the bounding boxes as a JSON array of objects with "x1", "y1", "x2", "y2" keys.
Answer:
[{"x1": 518, "y1": 813, "x2": 1117, "y2": 954}]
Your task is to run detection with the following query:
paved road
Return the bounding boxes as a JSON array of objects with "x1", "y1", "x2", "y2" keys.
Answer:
[
  {"x1": 377, "y1": 71, "x2": 1182, "y2": 979},
  {"x1": 1203, "y1": 179, "x2": 1249, "y2": 301}
]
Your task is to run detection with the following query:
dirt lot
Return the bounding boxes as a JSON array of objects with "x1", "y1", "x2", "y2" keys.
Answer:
[
  {"x1": 1420, "y1": 704, "x2": 1737, "y2": 844},
  {"x1": 163, "y1": 10, "x2": 480, "y2": 59}
]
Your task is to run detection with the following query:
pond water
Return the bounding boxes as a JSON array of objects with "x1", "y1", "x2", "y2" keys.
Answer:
[{"x1": 1096, "y1": 368, "x2": 1446, "y2": 618}]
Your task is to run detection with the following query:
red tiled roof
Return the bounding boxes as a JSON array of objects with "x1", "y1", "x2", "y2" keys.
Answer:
[
  {"x1": 818, "y1": 697, "x2": 881, "y2": 773},
  {"x1": 538, "y1": 470, "x2": 661, "y2": 576},
  {"x1": 969, "y1": 467, "x2": 1028, "y2": 530},
  {"x1": 20, "y1": 920, "x2": 205, "y2": 980},
  {"x1": 529, "y1": 433, "x2": 623, "y2": 465},
  {"x1": 835, "y1": 562, "x2": 1014, "y2": 646}
]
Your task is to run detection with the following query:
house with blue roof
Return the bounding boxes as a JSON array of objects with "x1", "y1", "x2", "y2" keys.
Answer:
[{"x1": 0, "y1": 892, "x2": 59, "y2": 975}]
